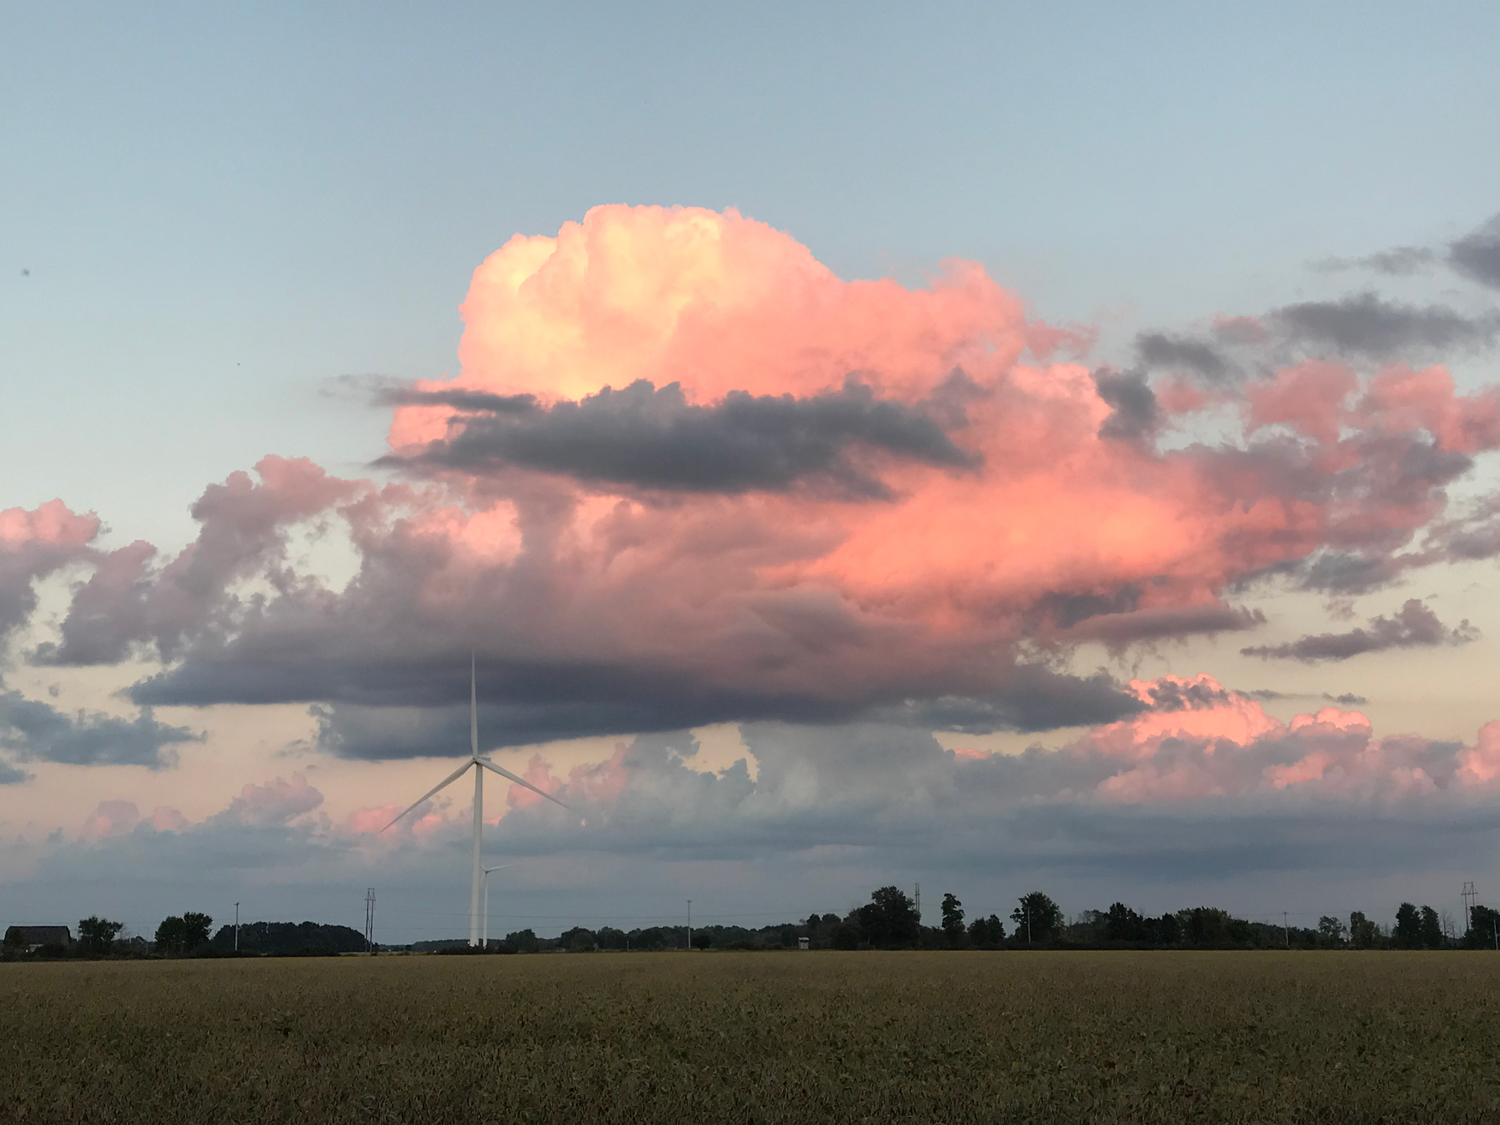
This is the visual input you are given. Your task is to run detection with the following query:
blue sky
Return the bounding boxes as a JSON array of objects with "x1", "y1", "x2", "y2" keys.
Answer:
[{"x1": 6, "y1": 1, "x2": 1496, "y2": 548}]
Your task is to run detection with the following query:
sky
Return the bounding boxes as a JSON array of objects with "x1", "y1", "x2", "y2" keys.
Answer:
[{"x1": 2, "y1": 1, "x2": 1498, "y2": 944}]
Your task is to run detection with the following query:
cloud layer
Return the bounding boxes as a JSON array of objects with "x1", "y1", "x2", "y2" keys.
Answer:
[
  {"x1": 1243, "y1": 599, "x2": 1479, "y2": 663},
  {"x1": 0, "y1": 205, "x2": 1494, "y2": 766}
]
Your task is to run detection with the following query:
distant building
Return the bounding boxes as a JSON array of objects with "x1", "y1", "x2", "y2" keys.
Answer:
[
  {"x1": 798, "y1": 936, "x2": 810, "y2": 951},
  {"x1": 4, "y1": 925, "x2": 74, "y2": 952}
]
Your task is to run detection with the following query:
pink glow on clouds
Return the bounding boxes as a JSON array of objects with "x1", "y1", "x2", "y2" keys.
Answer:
[
  {"x1": 1247, "y1": 361, "x2": 1359, "y2": 445},
  {"x1": 372, "y1": 205, "x2": 1500, "y2": 651},
  {"x1": 345, "y1": 803, "x2": 400, "y2": 835},
  {"x1": 221, "y1": 774, "x2": 323, "y2": 826},
  {"x1": 81, "y1": 799, "x2": 140, "y2": 838},
  {"x1": 0, "y1": 499, "x2": 99, "y2": 551},
  {"x1": 1458, "y1": 722, "x2": 1500, "y2": 784},
  {"x1": 504, "y1": 754, "x2": 564, "y2": 810},
  {"x1": 149, "y1": 806, "x2": 187, "y2": 831},
  {"x1": 81, "y1": 801, "x2": 188, "y2": 838},
  {"x1": 1070, "y1": 677, "x2": 1497, "y2": 803},
  {"x1": 1081, "y1": 675, "x2": 1285, "y2": 761},
  {"x1": 451, "y1": 206, "x2": 1029, "y2": 409}
]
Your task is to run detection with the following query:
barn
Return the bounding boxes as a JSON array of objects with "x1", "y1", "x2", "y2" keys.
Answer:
[{"x1": 3, "y1": 925, "x2": 74, "y2": 953}]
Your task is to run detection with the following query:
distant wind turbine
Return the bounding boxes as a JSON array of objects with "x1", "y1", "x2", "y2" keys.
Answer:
[{"x1": 383, "y1": 655, "x2": 567, "y2": 946}]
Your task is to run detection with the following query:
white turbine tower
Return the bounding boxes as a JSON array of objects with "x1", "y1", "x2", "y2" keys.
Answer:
[{"x1": 383, "y1": 655, "x2": 567, "y2": 946}]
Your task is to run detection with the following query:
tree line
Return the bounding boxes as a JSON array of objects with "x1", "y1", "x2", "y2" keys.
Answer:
[
  {"x1": 423, "y1": 889, "x2": 1500, "y2": 953},
  {"x1": 7, "y1": 891, "x2": 1498, "y2": 959},
  {"x1": 1, "y1": 913, "x2": 368, "y2": 959}
]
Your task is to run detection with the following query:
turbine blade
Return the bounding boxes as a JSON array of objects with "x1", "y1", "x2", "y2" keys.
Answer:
[
  {"x1": 381, "y1": 761, "x2": 473, "y2": 831},
  {"x1": 483, "y1": 863, "x2": 517, "y2": 874},
  {"x1": 470, "y1": 651, "x2": 478, "y2": 759},
  {"x1": 476, "y1": 757, "x2": 570, "y2": 810}
]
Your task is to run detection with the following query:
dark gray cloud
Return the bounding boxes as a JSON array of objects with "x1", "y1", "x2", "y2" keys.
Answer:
[
  {"x1": 385, "y1": 379, "x2": 978, "y2": 498},
  {"x1": 290, "y1": 665, "x2": 1143, "y2": 760},
  {"x1": 377, "y1": 386, "x2": 538, "y2": 414},
  {"x1": 0, "y1": 684, "x2": 201, "y2": 768},
  {"x1": 1448, "y1": 214, "x2": 1500, "y2": 289},
  {"x1": 1093, "y1": 369, "x2": 1159, "y2": 441},
  {"x1": 1134, "y1": 333, "x2": 1233, "y2": 381},
  {"x1": 1242, "y1": 598, "x2": 1479, "y2": 663},
  {"x1": 1242, "y1": 690, "x2": 1370, "y2": 706},
  {"x1": 1268, "y1": 293, "x2": 1499, "y2": 359},
  {"x1": 1312, "y1": 246, "x2": 1438, "y2": 276},
  {"x1": 1058, "y1": 603, "x2": 1265, "y2": 652},
  {"x1": 1309, "y1": 214, "x2": 1500, "y2": 290},
  {"x1": 867, "y1": 669, "x2": 1145, "y2": 737}
]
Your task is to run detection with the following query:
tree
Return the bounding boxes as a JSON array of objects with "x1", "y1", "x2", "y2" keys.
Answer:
[
  {"x1": 966, "y1": 914, "x2": 1005, "y2": 949},
  {"x1": 831, "y1": 924, "x2": 859, "y2": 950},
  {"x1": 155, "y1": 913, "x2": 212, "y2": 954},
  {"x1": 1419, "y1": 905, "x2": 1443, "y2": 949},
  {"x1": 940, "y1": 893, "x2": 965, "y2": 946},
  {"x1": 1348, "y1": 911, "x2": 1379, "y2": 948},
  {"x1": 182, "y1": 912, "x2": 212, "y2": 949},
  {"x1": 855, "y1": 886, "x2": 921, "y2": 947},
  {"x1": 596, "y1": 926, "x2": 628, "y2": 951},
  {"x1": 1178, "y1": 907, "x2": 1235, "y2": 946},
  {"x1": 77, "y1": 916, "x2": 124, "y2": 957},
  {"x1": 1393, "y1": 903, "x2": 1422, "y2": 949},
  {"x1": 1317, "y1": 916, "x2": 1347, "y2": 946},
  {"x1": 155, "y1": 917, "x2": 186, "y2": 954},
  {"x1": 1464, "y1": 905, "x2": 1500, "y2": 948},
  {"x1": 691, "y1": 931, "x2": 712, "y2": 950},
  {"x1": 1104, "y1": 902, "x2": 1144, "y2": 943},
  {"x1": 1011, "y1": 892, "x2": 1061, "y2": 944},
  {"x1": 506, "y1": 929, "x2": 539, "y2": 953}
]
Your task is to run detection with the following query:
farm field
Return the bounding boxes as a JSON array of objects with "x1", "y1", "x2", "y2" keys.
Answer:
[{"x1": 4, "y1": 951, "x2": 1500, "y2": 1124}]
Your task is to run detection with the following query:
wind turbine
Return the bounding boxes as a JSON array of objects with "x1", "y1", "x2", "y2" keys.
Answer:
[
  {"x1": 481, "y1": 862, "x2": 516, "y2": 948},
  {"x1": 383, "y1": 655, "x2": 567, "y2": 946}
]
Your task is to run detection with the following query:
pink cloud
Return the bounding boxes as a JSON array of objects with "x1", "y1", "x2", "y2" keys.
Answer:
[
  {"x1": 1458, "y1": 721, "x2": 1500, "y2": 785},
  {"x1": 23, "y1": 205, "x2": 1500, "y2": 757},
  {"x1": 81, "y1": 799, "x2": 140, "y2": 839},
  {"x1": 219, "y1": 774, "x2": 323, "y2": 826},
  {"x1": 149, "y1": 805, "x2": 188, "y2": 831}
]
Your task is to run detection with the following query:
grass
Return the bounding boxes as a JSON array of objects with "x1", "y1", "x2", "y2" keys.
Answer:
[{"x1": 4, "y1": 951, "x2": 1500, "y2": 1124}]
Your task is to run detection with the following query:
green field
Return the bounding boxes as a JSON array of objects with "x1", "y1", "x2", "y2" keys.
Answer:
[{"x1": 4, "y1": 951, "x2": 1499, "y2": 1124}]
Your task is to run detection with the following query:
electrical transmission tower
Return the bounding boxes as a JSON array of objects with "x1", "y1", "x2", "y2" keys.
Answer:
[
  {"x1": 1463, "y1": 881, "x2": 1477, "y2": 935},
  {"x1": 915, "y1": 883, "x2": 921, "y2": 925},
  {"x1": 364, "y1": 887, "x2": 377, "y2": 953}
]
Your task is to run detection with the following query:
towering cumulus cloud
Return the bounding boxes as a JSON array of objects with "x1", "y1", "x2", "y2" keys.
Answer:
[{"x1": 17, "y1": 206, "x2": 1500, "y2": 775}]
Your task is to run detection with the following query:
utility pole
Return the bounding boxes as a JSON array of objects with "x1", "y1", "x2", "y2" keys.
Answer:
[
  {"x1": 1283, "y1": 911, "x2": 1290, "y2": 948},
  {"x1": 234, "y1": 902, "x2": 240, "y2": 952},
  {"x1": 687, "y1": 899, "x2": 692, "y2": 951},
  {"x1": 914, "y1": 883, "x2": 921, "y2": 925},
  {"x1": 365, "y1": 888, "x2": 377, "y2": 953},
  {"x1": 1463, "y1": 881, "x2": 1477, "y2": 935}
]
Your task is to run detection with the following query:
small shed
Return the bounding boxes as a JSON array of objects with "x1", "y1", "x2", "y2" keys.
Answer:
[
  {"x1": 3, "y1": 925, "x2": 74, "y2": 952},
  {"x1": 798, "y1": 936, "x2": 810, "y2": 951}
]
